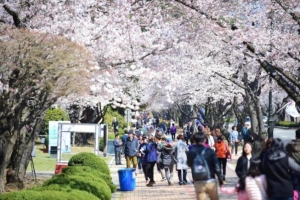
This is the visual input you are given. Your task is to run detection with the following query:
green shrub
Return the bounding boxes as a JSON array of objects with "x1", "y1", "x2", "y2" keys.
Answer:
[
  {"x1": 62, "y1": 166, "x2": 116, "y2": 193},
  {"x1": 68, "y1": 152, "x2": 110, "y2": 175},
  {"x1": 276, "y1": 121, "x2": 300, "y2": 127},
  {"x1": 99, "y1": 138, "x2": 105, "y2": 151},
  {"x1": 0, "y1": 189, "x2": 98, "y2": 200},
  {"x1": 103, "y1": 106, "x2": 127, "y2": 134},
  {"x1": 43, "y1": 174, "x2": 111, "y2": 200},
  {"x1": 43, "y1": 107, "x2": 69, "y2": 133}
]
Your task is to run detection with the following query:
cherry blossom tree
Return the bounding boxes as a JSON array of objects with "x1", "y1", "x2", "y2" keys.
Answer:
[
  {"x1": 0, "y1": 25, "x2": 95, "y2": 192},
  {"x1": 0, "y1": 1, "x2": 299, "y2": 192}
]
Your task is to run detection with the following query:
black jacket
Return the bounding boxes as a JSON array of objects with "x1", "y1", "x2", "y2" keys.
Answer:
[
  {"x1": 186, "y1": 144, "x2": 222, "y2": 184},
  {"x1": 262, "y1": 151, "x2": 294, "y2": 198},
  {"x1": 235, "y1": 156, "x2": 249, "y2": 178}
]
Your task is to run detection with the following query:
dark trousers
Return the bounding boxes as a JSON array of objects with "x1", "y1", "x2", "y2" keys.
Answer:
[
  {"x1": 142, "y1": 163, "x2": 148, "y2": 181},
  {"x1": 115, "y1": 151, "x2": 121, "y2": 164},
  {"x1": 146, "y1": 162, "x2": 156, "y2": 182},
  {"x1": 137, "y1": 157, "x2": 142, "y2": 170},
  {"x1": 231, "y1": 142, "x2": 239, "y2": 155},
  {"x1": 171, "y1": 133, "x2": 176, "y2": 140},
  {"x1": 218, "y1": 158, "x2": 227, "y2": 176},
  {"x1": 177, "y1": 169, "x2": 187, "y2": 182}
]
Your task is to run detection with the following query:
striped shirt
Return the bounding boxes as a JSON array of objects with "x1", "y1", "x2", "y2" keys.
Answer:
[{"x1": 245, "y1": 175, "x2": 267, "y2": 200}]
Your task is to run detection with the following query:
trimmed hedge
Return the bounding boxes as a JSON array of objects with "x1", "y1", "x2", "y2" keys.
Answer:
[
  {"x1": 68, "y1": 152, "x2": 110, "y2": 175},
  {"x1": 43, "y1": 174, "x2": 111, "y2": 200},
  {"x1": 0, "y1": 189, "x2": 97, "y2": 200},
  {"x1": 276, "y1": 121, "x2": 300, "y2": 127},
  {"x1": 62, "y1": 166, "x2": 116, "y2": 193}
]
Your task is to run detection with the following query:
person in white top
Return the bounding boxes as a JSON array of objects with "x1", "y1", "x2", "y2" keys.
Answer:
[{"x1": 206, "y1": 130, "x2": 215, "y2": 150}]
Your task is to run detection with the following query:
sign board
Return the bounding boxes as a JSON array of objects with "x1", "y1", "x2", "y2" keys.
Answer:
[
  {"x1": 57, "y1": 123, "x2": 104, "y2": 162},
  {"x1": 49, "y1": 121, "x2": 71, "y2": 153},
  {"x1": 124, "y1": 108, "x2": 132, "y2": 123}
]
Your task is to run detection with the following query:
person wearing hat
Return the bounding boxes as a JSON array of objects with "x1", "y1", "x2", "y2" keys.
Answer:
[
  {"x1": 124, "y1": 129, "x2": 139, "y2": 170},
  {"x1": 242, "y1": 123, "x2": 253, "y2": 144}
]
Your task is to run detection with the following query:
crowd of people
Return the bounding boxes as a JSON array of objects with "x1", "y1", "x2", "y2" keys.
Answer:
[{"x1": 113, "y1": 120, "x2": 300, "y2": 200}]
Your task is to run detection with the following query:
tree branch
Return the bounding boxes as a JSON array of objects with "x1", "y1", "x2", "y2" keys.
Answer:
[
  {"x1": 3, "y1": 4, "x2": 26, "y2": 28},
  {"x1": 274, "y1": 0, "x2": 300, "y2": 26},
  {"x1": 214, "y1": 72, "x2": 245, "y2": 89},
  {"x1": 258, "y1": 60, "x2": 300, "y2": 107}
]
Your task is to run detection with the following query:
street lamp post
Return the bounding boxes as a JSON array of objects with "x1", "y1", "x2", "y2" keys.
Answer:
[
  {"x1": 268, "y1": 74, "x2": 274, "y2": 138},
  {"x1": 268, "y1": 10, "x2": 274, "y2": 138}
]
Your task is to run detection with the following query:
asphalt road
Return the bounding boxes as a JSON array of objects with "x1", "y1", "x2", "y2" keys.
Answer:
[
  {"x1": 226, "y1": 122, "x2": 297, "y2": 145},
  {"x1": 273, "y1": 127, "x2": 297, "y2": 145}
]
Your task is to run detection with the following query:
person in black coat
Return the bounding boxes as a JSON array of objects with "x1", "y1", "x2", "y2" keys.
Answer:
[
  {"x1": 235, "y1": 142, "x2": 253, "y2": 179},
  {"x1": 262, "y1": 138, "x2": 300, "y2": 200}
]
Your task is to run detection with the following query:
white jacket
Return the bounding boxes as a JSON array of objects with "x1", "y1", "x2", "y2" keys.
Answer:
[{"x1": 245, "y1": 175, "x2": 267, "y2": 200}]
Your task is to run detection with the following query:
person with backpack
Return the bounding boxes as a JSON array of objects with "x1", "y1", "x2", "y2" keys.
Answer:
[
  {"x1": 187, "y1": 132, "x2": 223, "y2": 200},
  {"x1": 170, "y1": 123, "x2": 177, "y2": 141},
  {"x1": 214, "y1": 135, "x2": 229, "y2": 182}
]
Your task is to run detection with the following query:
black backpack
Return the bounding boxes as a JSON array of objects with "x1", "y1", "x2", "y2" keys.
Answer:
[{"x1": 192, "y1": 148, "x2": 211, "y2": 181}]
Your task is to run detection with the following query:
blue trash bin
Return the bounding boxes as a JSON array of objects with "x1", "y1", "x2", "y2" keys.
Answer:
[{"x1": 118, "y1": 168, "x2": 136, "y2": 191}]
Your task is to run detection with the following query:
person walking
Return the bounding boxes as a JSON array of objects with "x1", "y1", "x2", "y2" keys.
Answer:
[
  {"x1": 170, "y1": 123, "x2": 177, "y2": 141},
  {"x1": 242, "y1": 123, "x2": 252, "y2": 144},
  {"x1": 235, "y1": 142, "x2": 253, "y2": 179},
  {"x1": 139, "y1": 135, "x2": 149, "y2": 181},
  {"x1": 137, "y1": 134, "x2": 144, "y2": 173},
  {"x1": 113, "y1": 134, "x2": 122, "y2": 165},
  {"x1": 286, "y1": 129, "x2": 300, "y2": 196},
  {"x1": 262, "y1": 138, "x2": 300, "y2": 200},
  {"x1": 124, "y1": 130, "x2": 139, "y2": 170},
  {"x1": 206, "y1": 130, "x2": 215, "y2": 150},
  {"x1": 221, "y1": 156, "x2": 267, "y2": 200},
  {"x1": 112, "y1": 117, "x2": 119, "y2": 134},
  {"x1": 141, "y1": 135, "x2": 158, "y2": 187},
  {"x1": 161, "y1": 141, "x2": 177, "y2": 186},
  {"x1": 121, "y1": 130, "x2": 128, "y2": 154},
  {"x1": 230, "y1": 126, "x2": 239, "y2": 156},
  {"x1": 187, "y1": 132, "x2": 223, "y2": 200},
  {"x1": 214, "y1": 135, "x2": 229, "y2": 182},
  {"x1": 174, "y1": 134, "x2": 189, "y2": 185},
  {"x1": 155, "y1": 134, "x2": 166, "y2": 181}
]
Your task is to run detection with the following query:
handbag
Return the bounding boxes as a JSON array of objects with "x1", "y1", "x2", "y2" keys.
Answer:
[{"x1": 225, "y1": 144, "x2": 231, "y2": 159}]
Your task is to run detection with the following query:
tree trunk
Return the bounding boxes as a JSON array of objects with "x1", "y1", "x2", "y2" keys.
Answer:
[
  {"x1": 8, "y1": 132, "x2": 34, "y2": 186},
  {"x1": 0, "y1": 132, "x2": 17, "y2": 193}
]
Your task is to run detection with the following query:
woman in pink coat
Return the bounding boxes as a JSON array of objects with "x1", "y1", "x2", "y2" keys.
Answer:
[{"x1": 221, "y1": 156, "x2": 267, "y2": 200}]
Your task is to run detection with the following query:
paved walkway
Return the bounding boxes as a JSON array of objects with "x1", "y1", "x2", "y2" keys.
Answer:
[{"x1": 109, "y1": 154, "x2": 240, "y2": 200}]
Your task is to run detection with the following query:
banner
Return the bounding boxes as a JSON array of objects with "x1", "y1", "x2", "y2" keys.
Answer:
[{"x1": 285, "y1": 100, "x2": 300, "y2": 118}]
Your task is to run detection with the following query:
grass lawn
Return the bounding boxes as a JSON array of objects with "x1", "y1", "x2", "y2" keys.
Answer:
[{"x1": 28, "y1": 144, "x2": 113, "y2": 172}]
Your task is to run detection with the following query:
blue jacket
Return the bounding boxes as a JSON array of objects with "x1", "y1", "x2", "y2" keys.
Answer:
[
  {"x1": 113, "y1": 138, "x2": 122, "y2": 152},
  {"x1": 124, "y1": 137, "x2": 139, "y2": 157},
  {"x1": 241, "y1": 127, "x2": 248, "y2": 140},
  {"x1": 230, "y1": 130, "x2": 239, "y2": 142},
  {"x1": 142, "y1": 141, "x2": 157, "y2": 162}
]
